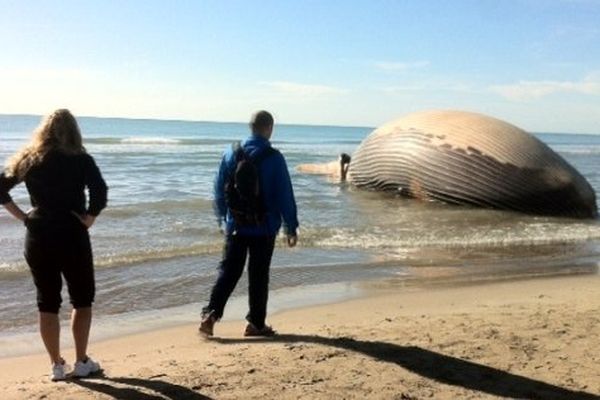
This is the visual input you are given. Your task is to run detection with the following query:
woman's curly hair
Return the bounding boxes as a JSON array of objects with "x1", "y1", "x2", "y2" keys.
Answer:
[{"x1": 5, "y1": 109, "x2": 85, "y2": 180}]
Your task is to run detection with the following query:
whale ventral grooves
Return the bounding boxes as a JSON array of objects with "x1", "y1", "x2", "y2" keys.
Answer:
[{"x1": 349, "y1": 110, "x2": 597, "y2": 218}]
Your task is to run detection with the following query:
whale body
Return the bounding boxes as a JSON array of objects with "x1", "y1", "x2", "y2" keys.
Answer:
[{"x1": 349, "y1": 110, "x2": 597, "y2": 218}]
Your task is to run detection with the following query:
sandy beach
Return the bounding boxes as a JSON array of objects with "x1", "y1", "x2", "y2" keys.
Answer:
[{"x1": 0, "y1": 274, "x2": 599, "y2": 400}]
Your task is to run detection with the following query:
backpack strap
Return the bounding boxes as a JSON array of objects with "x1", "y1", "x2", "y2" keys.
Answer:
[
  {"x1": 230, "y1": 141, "x2": 277, "y2": 167},
  {"x1": 232, "y1": 141, "x2": 245, "y2": 162},
  {"x1": 250, "y1": 146, "x2": 278, "y2": 166},
  {"x1": 225, "y1": 141, "x2": 244, "y2": 185}
]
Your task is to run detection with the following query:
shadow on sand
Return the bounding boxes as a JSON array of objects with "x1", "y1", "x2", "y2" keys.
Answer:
[
  {"x1": 212, "y1": 334, "x2": 599, "y2": 400},
  {"x1": 70, "y1": 374, "x2": 213, "y2": 400}
]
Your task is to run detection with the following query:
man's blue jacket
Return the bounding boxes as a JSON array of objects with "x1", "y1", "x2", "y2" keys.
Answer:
[{"x1": 213, "y1": 135, "x2": 299, "y2": 236}]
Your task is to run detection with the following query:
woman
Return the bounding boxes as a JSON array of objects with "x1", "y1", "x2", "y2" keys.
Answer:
[{"x1": 0, "y1": 109, "x2": 107, "y2": 381}]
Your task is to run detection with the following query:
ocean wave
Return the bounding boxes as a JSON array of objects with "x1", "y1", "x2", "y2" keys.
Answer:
[
  {"x1": 84, "y1": 137, "x2": 360, "y2": 147},
  {"x1": 103, "y1": 198, "x2": 213, "y2": 217},
  {"x1": 3, "y1": 220, "x2": 600, "y2": 277},
  {"x1": 0, "y1": 242, "x2": 224, "y2": 277},
  {"x1": 558, "y1": 148, "x2": 600, "y2": 155},
  {"x1": 300, "y1": 222, "x2": 600, "y2": 251},
  {"x1": 94, "y1": 243, "x2": 223, "y2": 268},
  {"x1": 0, "y1": 262, "x2": 26, "y2": 275},
  {"x1": 91, "y1": 222, "x2": 600, "y2": 269},
  {"x1": 85, "y1": 137, "x2": 232, "y2": 146},
  {"x1": 121, "y1": 137, "x2": 182, "y2": 144}
]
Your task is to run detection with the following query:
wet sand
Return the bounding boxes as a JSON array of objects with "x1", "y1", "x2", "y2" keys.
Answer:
[{"x1": 0, "y1": 274, "x2": 599, "y2": 399}]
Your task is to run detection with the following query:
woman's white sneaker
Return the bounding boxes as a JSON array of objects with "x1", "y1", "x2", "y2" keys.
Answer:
[
  {"x1": 51, "y1": 361, "x2": 71, "y2": 381},
  {"x1": 72, "y1": 357, "x2": 101, "y2": 378}
]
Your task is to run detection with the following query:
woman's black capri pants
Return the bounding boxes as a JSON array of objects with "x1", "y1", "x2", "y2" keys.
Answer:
[{"x1": 24, "y1": 213, "x2": 95, "y2": 313}]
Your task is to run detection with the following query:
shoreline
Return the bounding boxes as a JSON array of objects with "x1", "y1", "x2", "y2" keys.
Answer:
[
  {"x1": 0, "y1": 272, "x2": 599, "y2": 399},
  {"x1": 0, "y1": 280, "x2": 369, "y2": 359},
  {"x1": 1, "y1": 257, "x2": 595, "y2": 359}
]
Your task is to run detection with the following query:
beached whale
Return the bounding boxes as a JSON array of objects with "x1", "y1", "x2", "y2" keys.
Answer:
[{"x1": 347, "y1": 110, "x2": 598, "y2": 218}]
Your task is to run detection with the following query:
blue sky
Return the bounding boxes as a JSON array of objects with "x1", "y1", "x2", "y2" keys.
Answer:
[{"x1": 1, "y1": 0, "x2": 600, "y2": 133}]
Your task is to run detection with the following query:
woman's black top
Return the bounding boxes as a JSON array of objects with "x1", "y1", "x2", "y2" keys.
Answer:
[{"x1": 0, "y1": 151, "x2": 107, "y2": 216}]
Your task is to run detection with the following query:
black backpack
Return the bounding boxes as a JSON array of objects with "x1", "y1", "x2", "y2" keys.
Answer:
[{"x1": 224, "y1": 142, "x2": 277, "y2": 227}]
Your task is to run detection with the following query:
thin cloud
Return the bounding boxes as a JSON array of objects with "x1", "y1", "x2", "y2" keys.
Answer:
[
  {"x1": 374, "y1": 61, "x2": 430, "y2": 72},
  {"x1": 490, "y1": 73, "x2": 600, "y2": 100},
  {"x1": 0, "y1": 67, "x2": 93, "y2": 81},
  {"x1": 382, "y1": 81, "x2": 475, "y2": 94},
  {"x1": 260, "y1": 81, "x2": 348, "y2": 96}
]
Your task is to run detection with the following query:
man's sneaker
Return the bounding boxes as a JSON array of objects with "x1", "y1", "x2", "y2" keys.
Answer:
[
  {"x1": 51, "y1": 360, "x2": 70, "y2": 381},
  {"x1": 72, "y1": 357, "x2": 101, "y2": 378},
  {"x1": 244, "y1": 323, "x2": 276, "y2": 337},
  {"x1": 199, "y1": 310, "x2": 217, "y2": 337}
]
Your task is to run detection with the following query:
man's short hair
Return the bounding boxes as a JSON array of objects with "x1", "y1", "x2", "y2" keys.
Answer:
[{"x1": 250, "y1": 110, "x2": 274, "y2": 133}]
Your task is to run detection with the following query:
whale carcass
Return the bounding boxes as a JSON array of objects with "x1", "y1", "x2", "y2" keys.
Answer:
[{"x1": 348, "y1": 110, "x2": 597, "y2": 218}]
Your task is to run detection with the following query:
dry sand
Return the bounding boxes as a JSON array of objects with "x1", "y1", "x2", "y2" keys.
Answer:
[{"x1": 1, "y1": 274, "x2": 599, "y2": 399}]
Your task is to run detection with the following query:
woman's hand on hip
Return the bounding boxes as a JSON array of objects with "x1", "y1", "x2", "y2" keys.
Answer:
[
  {"x1": 71, "y1": 211, "x2": 96, "y2": 229},
  {"x1": 2, "y1": 201, "x2": 27, "y2": 223}
]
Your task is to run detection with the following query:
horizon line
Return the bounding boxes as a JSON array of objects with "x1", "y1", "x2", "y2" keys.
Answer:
[
  {"x1": 1, "y1": 112, "x2": 598, "y2": 136},
  {"x1": 0, "y1": 112, "x2": 375, "y2": 131}
]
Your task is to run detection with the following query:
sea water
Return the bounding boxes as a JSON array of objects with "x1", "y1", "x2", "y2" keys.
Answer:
[{"x1": 1, "y1": 114, "x2": 599, "y2": 356}]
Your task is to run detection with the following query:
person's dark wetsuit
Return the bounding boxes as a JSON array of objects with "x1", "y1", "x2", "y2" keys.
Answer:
[{"x1": 340, "y1": 153, "x2": 351, "y2": 182}]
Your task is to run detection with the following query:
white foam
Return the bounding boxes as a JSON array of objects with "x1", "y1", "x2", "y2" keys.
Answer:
[{"x1": 120, "y1": 137, "x2": 181, "y2": 145}]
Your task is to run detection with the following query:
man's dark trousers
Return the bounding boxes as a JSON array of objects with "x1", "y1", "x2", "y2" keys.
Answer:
[{"x1": 205, "y1": 234, "x2": 276, "y2": 329}]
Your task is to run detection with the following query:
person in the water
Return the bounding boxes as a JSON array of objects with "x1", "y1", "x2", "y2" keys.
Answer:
[
  {"x1": 296, "y1": 152, "x2": 352, "y2": 183},
  {"x1": 339, "y1": 153, "x2": 351, "y2": 182}
]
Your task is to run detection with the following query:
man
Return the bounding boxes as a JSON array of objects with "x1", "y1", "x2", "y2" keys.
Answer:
[{"x1": 200, "y1": 110, "x2": 298, "y2": 337}]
